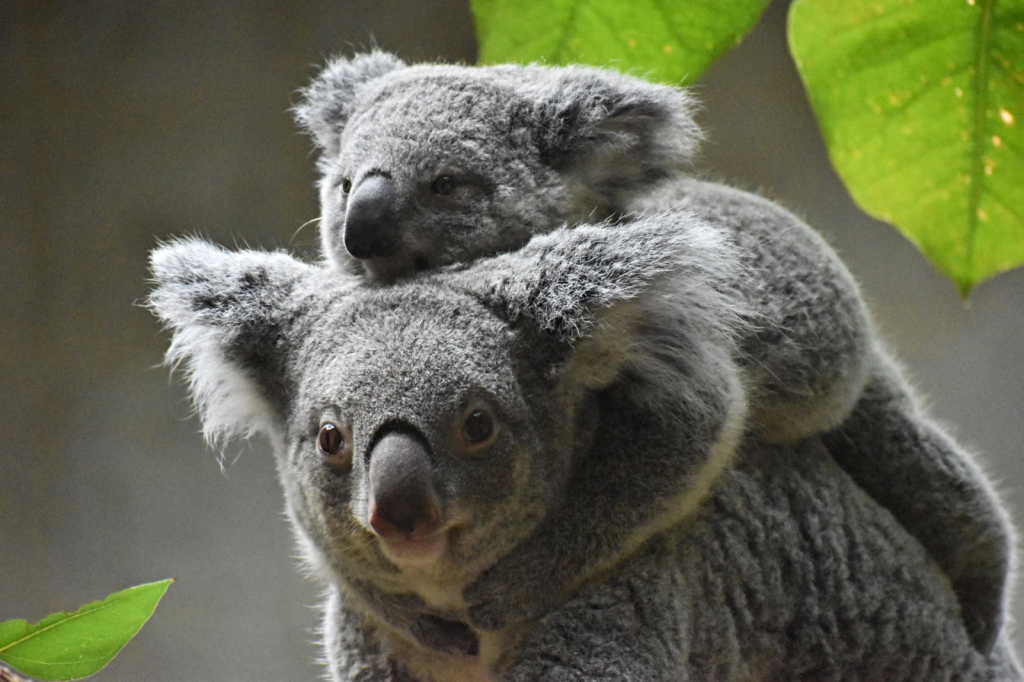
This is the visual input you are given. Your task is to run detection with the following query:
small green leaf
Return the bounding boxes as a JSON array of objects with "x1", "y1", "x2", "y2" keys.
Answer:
[
  {"x1": 0, "y1": 580, "x2": 173, "y2": 681},
  {"x1": 472, "y1": 0, "x2": 771, "y2": 84},
  {"x1": 789, "y1": 0, "x2": 1024, "y2": 294}
]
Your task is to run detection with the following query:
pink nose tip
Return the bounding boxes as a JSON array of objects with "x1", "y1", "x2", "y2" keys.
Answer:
[{"x1": 369, "y1": 501, "x2": 440, "y2": 540}]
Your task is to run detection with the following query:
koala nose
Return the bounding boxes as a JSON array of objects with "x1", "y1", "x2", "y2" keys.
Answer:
[
  {"x1": 344, "y1": 174, "x2": 399, "y2": 260},
  {"x1": 368, "y1": 430, "x2": 440, "y2": 540}
]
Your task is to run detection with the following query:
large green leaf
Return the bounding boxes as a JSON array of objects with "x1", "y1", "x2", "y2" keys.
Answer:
[
  {"x1": 472, "y1": 0, "x2": 771, "y2": 84},
  {"x1": 789, "y1": 0, "x2": 1024, "y2": 294},
  {"x1": 0, "y1": 580, "x2": 173, "y2": 681}
]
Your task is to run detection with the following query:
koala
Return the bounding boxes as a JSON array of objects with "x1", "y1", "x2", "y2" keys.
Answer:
[
  {"x1": 292, "y1": 51, "x2": 1014, "y2": 651},
  {"x1": 149, "y1": 218, "x2": 1022, "y2": 681}
]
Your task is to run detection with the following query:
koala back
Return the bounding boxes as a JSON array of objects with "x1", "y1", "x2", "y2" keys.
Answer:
[
  {"x1": 635, "y1": 177, "x2": 874, "y2": 443},
  {"x1": 506, "y1": 437, "x2": 1013, "y2": 682}
]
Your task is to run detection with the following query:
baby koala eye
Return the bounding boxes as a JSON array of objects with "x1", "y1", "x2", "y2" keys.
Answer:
[
  {"x1": 431, "y1": 175, "x2": 458, "y2": 196},
  {"x1": 340, "y1": 178, "x2": 352, "y2": 194},
  {"x1": 318, "y1": 421, "x2": 353, "y2": 470},
  {"x1": 452, "y1": 405, "x2": 499, "y2": 456}
]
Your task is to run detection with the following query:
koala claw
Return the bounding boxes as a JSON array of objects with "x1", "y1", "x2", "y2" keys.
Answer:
[
  {"x1": 465, "y1": 599, "x2": 510, "y2": 633},
  {"x1": 464, "y1": 579, "x2": 524, "y2": 631}
]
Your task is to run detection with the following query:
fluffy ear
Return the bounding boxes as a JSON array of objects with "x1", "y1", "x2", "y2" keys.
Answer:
[
  {"x1": 448, "y1": 210, "x2": 747, "y2": 390},
  {"x1": 501, "y1": 64, "x2": 701, "y2": 210},
  {"x1": 293, "y1": 50, "x2": 407, "y2": 155},
  {"x1": 148, "y1": 239, "x2": 315, "y2": 443}
]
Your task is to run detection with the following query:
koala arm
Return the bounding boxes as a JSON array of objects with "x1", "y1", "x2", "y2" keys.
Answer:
[{"x1": 821, "y1": 348, "x2": 1014, "y2": 653}]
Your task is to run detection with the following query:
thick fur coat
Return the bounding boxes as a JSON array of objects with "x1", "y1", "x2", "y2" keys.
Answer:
[
  {"x1": 150, "y1": 214, "x2": 1022, "y2": 680},
  {"x1": 292, "y1": 52, "x2": 1015, "y2": 650}
]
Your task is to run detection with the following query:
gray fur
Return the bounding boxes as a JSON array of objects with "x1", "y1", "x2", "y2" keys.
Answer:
[
  {"x1": 293, "y1": 51, "x2": 700, "y2": 282},
  {"x1": 149, "y1": 221, "x2": 1021, "y2": 681},
  {"x1": 293, "y1": 52, "x2": 1014, "y2": 649}
]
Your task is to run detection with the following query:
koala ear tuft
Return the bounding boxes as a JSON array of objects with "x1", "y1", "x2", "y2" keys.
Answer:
[
  {"x1": 450, "y1": 214, "x2": 749, "y2": 426},
  {"x1": 450, "y1": 211, "x2": 748, "y2": 397},
  {"x1": 526, "y1": 66, "x2": 701, "y2": 212},
  {"x1": 148, "y1": 239, "x2": 316, "y2": 444},
  {"x1": 293, "y1": 50, "x2": 407, "y2": 154}
]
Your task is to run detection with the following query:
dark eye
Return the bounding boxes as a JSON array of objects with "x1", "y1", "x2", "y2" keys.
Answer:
[
  {"x1": 451, "y1": 405, "x2": 500, "y2": 459},
  {"x1": 431, "y1": 175, "x2": 457, "y2": 196},
  {"x1": 463, "y1": 410, "x2": 494, "y2": 444},
  {"x1": 318, "y1": 421, "x2": 353, "y2": 469},
  {"x1": 340, "y1": 178, "x2": 352, "y2": 194}
]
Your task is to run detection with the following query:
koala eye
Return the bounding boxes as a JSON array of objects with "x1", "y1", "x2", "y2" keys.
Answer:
[
  {"x1": 452, "y1": 406, "x2": 499, "y2": 456},
  {"x1": 463, "y1": 410, "x2": 493, "y2": 443},
  {"x1": 340, "y1": 178, "x2": 352, "y2": 194},
  {"x1": 318, "y1": 421, "x2": 353, "y2": 470},
  {"x1": 431, "y1": 175, "x2": 458, "y2": 196}
]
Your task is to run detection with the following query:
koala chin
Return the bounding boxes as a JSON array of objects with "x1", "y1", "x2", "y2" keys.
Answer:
[{"x1": 291, "y1": 51, "x2": 1015, "y2": 651}]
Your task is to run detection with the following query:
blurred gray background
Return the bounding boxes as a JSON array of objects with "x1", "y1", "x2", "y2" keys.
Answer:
[{"x1": 2, "y1": 1, "x2": 1022, "y2": 680}]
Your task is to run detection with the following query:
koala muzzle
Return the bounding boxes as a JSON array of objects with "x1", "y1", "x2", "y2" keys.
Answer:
[
  {"x1": 344, "y1": 174, "x2": 400, "y2": 260},
  {"x1": 368, "y1": 430, "x2": 441, "y2": 544}
]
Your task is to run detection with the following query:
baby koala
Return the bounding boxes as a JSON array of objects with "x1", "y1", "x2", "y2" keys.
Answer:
[{"x1": 293, "y1": 51, "x2": 1013, "y2": 651}]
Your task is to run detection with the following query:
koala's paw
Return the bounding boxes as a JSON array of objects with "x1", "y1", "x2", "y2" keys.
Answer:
[
  {"x1": 956, "y1": 575, "x2": 1005, "y2": 655},
  {"x1": 465, "y1": 595, "x2": 527, "y2": 632},
  {"x1": 464, "y1": 559, "x2": 555, "y2": 631},
  {"x1": 465, "y1": 593, "x2": 516, "y2": 632}
]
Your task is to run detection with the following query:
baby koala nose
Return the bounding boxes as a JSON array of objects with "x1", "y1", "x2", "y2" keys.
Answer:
[
  {"x1": 368, "y1": 430, "x2": 440, "y2": 541},
  {"x1": 344, "y1": 174, "x2": 400, "y2": 260}
]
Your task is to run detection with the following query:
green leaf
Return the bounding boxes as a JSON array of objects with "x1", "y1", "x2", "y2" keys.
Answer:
[
  {"x1": 472, "y1": 0, "x2": 771, "y2": 84},
  {"x1": 789, "y1": 0, "x2": 1024, "y2": 294},
  {"x1": 0, "y1": 580, "x2": 173, "y2": 681}
]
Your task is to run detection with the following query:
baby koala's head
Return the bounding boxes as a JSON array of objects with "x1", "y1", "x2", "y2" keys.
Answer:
[{"x1": 293, "y1": 51, "x2": 700, "y2": 281}]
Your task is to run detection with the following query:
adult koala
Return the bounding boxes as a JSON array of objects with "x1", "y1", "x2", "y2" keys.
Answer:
[
  {"x1": 292, "y1": 51, "x2": 1014, "y2": 650},
  {"x1": 150, "y1": 216, "x2": 1021, "y2": 681}
]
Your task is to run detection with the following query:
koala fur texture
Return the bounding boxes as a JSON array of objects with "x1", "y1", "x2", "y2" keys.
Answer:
[
  {"x1": 149, "y1": 218, "x2": 1022, "y2": 681},
  {"x1": 292, "y1": 52, "x2": 1015, "y2": 651}
]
